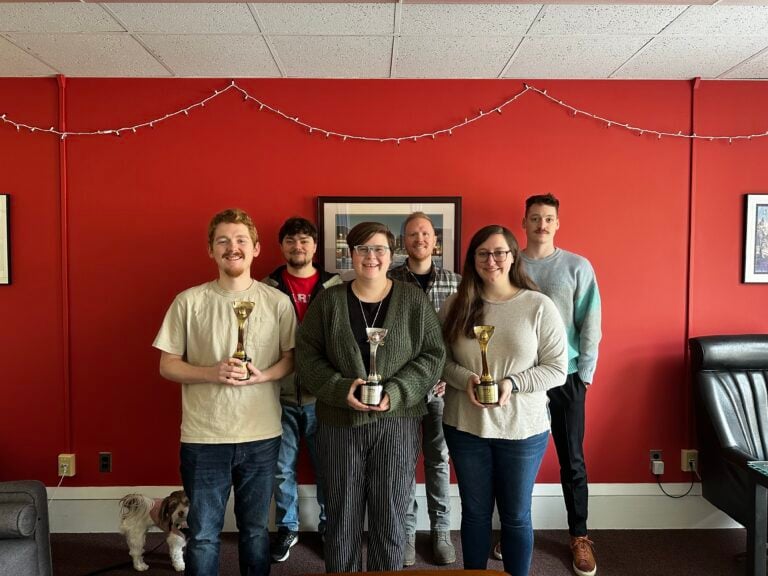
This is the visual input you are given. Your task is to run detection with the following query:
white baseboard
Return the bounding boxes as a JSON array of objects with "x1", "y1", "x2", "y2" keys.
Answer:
[{"x1": 46, "y1": 483, "x2": 741, "y2": 533}]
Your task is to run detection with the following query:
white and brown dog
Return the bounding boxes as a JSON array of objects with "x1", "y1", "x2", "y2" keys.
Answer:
[{"x1": 118, "y1": 489, "x2": 189, "y2": 572}]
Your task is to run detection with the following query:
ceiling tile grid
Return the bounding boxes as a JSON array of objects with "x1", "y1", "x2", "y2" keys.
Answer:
[
  {"x1": 529, "y1": 5, "x2": 688, "y2": 34},
  {"x1": 269, "y1": 35, "x2": 393, "y2": 77},
  {"x1": 0, "y1": 3, "x2": 768, "y2": 79},
  {"x1": 504, "y1": 35, "x2": 653, "y2": 78},
  {"x1": 5, "y1": 32, "x2": 172, "y2": 77},
  {"x1": 106, "y1": 3, "x2": 261, "y2": 34},
  {"x1": 399, "y1": 4, "x2": 541, "y2": 35},
  {"x1": 0, "y1": 35, "x2": 57, "y2": 75},
  {"x1": 254, "y1": 3, "x2": 395, "y2": 35},
  {"x1": 139, "y1": 33, "x2": 280, "y2": 77},
  {"x1": 0, "y1": 3, "x2": 124, "y2": 33},
  {"x1": 614, "y1": 34, "x2": 768, "y2": 78},
  {"x1": 396, "y1": 34, "x2": 522, "y2": 77}
]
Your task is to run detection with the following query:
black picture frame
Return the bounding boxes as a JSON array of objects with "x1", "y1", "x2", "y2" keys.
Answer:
[
  {"x1": 0, "y1": 194, "x2": 9, "y2": 285},
  {"x1": 743, "y1": 194, "x2": 768, "y2": 283},
  {"x1": 317, "y1": 196, "x2": 462, "y2": 275}
]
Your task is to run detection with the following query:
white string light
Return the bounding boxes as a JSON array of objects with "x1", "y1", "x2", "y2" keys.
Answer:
[
  {"x1": 525, "y1": 84, "x2": 768, "y2": 143},
  {"x1": 1, "y1": 80, "x2": 768, "y2": 143}
]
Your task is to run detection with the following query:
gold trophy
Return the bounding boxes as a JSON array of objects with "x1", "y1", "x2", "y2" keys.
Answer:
[
  {"x1": 361, "y1": 327, "x2": 388, "y2": 406},
  {"x1": 231, "y1": 301, "x2": 255, "y2": 381},
  {"x1": 473, "y1": 325, "x2": 498, "y2": 404}
]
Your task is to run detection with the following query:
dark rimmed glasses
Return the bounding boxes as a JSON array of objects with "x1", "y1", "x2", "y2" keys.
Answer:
[{"x1": 475, "y1": 249, "x2": 511, "y2": 263}]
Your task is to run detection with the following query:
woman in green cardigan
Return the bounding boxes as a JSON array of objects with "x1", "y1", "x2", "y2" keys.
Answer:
[{"x1": 296, "y1": 221, "x2": 445, "y2": 572}]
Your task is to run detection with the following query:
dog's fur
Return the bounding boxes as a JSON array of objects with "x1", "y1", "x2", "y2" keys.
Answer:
[{"x1": 118, "y1": 489, "x2": 189, "y2": 572}]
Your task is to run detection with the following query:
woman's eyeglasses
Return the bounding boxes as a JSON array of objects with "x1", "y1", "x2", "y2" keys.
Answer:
[
  {"x1": 353, "y1": 245, "x2": 390, "y2": 257},
  {"x1": 475, "y1": 250, "x2": 511, "y2": 263}
]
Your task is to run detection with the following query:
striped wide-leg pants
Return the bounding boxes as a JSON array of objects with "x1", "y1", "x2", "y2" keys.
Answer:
[{"x1": 317, "y1": 417, "x2": 421, "y2": 572}]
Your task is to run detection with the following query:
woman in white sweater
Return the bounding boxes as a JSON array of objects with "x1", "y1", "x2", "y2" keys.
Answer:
[{"x1": 440, "y1": 224, "x2": 567, "y2": 576}]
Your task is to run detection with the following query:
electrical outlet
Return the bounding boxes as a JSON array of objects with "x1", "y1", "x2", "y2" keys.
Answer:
[
  {"x1": 99, "y1": 452, "x2": 112, "y2": 473},
  {"x1": 681, "y1": 449, "x2": 698, "y2": 472},
  {"x1": 649, "y1": 449, "x2": 663, "y2": 474},
  {"x1": 58, "y1": 453, "x2": 76, "y2": 477}
]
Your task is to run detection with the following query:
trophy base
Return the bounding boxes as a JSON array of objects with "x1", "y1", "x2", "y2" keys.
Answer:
[
  {"x1": 476, "y1": 382, "x2": 499, "y2": 405},
  {"x1": 232, "y1": 354, "x2": 252, "y2": 381},
  {"x1": 361, "y1": 382, "x2": 383, "y2": 406}
]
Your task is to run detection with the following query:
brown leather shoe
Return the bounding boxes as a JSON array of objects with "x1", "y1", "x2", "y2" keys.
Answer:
[{"x1": 571, "y1": 535, "x2": 596, "y2": 576}]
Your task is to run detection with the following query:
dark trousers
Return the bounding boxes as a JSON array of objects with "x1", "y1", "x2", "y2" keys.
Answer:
[
  {"x1": 547, "y1": 372, "x2": 589, "y2": 536},
  {"x1": 317, "y1": 418, "x2": 421, "y2": 573}
]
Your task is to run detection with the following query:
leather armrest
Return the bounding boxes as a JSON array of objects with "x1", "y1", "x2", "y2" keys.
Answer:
[
  {"x1": 721, "y1": 445, "x2": 758, "y2": 469},
  {"x1": 0, "y1": 502, "x2": 36, "y2": 538}
]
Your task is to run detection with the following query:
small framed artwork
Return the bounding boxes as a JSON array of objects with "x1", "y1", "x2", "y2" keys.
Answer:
[
  {"x1": 743, "y1": 194, "x2": 768, "y2": 283},
  {"x1": 0, "y1": 194, "x2": 9, "y2": 285},
  {"x1": 317, "y1": 196, "x2": 462, "y2": 275}
]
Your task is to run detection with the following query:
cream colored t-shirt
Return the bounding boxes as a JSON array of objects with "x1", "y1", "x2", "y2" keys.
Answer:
[{"x1": 153, "y1": 280, "x2": 296, "y2": 444}]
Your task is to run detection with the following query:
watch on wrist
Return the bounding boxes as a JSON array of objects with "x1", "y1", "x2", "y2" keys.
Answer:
[{"x1": 506, "y1": 376, "x2": 520, "y2": 393}]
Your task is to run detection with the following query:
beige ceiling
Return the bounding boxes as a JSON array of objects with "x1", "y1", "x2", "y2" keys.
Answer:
[{"x1": 1, "y1": 2, "x2": 768, "y2": 79}]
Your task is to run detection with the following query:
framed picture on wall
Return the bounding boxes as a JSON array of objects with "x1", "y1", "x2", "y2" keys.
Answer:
[
  {"x1": 317, "y1": 196, "x2": 462, "y2": 276},
  {"x1": 743, "y1": 194, "x2": 768, "y2": 283},
  {"x1": 0, "y1": 194, "x2": 9, "y2": 285}
]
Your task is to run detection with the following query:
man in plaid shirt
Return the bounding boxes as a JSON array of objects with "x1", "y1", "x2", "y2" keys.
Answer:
[{"x1": 389, "y1": 211, "x2": 461, "y2": 566}]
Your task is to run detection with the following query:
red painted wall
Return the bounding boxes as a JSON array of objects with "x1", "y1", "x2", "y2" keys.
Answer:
[{"x1": 0, "y1": 78, "x2": 765, "y2": 487}]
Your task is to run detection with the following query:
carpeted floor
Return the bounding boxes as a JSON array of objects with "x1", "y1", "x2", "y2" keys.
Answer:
[{"x1": 51, "y1": 528, "x2": 750, "y2": 576}]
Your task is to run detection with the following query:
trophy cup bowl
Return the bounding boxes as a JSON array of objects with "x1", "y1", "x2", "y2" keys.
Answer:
[
  {"x1": 232, "y1": 301, "x2": 255, "y2": 381},
  {"x1": 473, "y1": 325, "x2": 499, "y2": 405},
  {"x1": 361, "y1": 327, "x2": 388, "y2": 406}
]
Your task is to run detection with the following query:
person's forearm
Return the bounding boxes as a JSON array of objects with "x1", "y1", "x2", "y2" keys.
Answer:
[
  {"x1": 259, "y1": 351, "x2": 294, "y2": 383},
  {"x1": 160, "y1": 355, "x2": 216, "y2": 385}
]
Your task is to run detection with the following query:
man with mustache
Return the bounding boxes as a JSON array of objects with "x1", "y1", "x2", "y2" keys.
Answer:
[
  {"x1": 499, "y1": 194, "x2": 601, "y2": 576},
  {"x1": 263, "y1": 217, "x2": 342, "y2": 562},
  {"x1": 154, "y1": 208, "x2": 296, "y2": 576},
  {"x1": 389, "y1": 211, "x2": 460, "y2": 566}
]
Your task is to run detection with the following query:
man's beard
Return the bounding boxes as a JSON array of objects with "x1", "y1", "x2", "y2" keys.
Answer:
[{"x1": 288, "y1": 254, "x2": 312, "y2": 268}]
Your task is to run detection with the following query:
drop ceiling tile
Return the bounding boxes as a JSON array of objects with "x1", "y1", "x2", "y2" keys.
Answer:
[
  {"x1": 108, "y1": 2, "x2": 259, "y2": 34},
  {"x1": 0, "y1": 3, "x2": 122, "y2": 33},
  {"x1": 662, "y1": 5, "x2": 768, "y2": 36},
  {"x1": 255, "y1": 3, "x2": 394, "y2": 35},
  {"x1": 396, "y1": 36, "x2": 518, "y2": 78},
  {"x1": 723, "y1": 47, "x2": 768, "y2": 78},
  {"x1": 0, "y1": 36, "x2": 57, "y2": 76},
  {"x1": 400, "y1": 4, "x2": 540, "y2": 36},
  {"x1": 504, "y1": 35, "x2": 651, "y2": 79},
  {"x1": 107, "y1": 4, "x2": 259, "y2": 35},
  {"x1": 6, "y1": 33, "x2": 171, "y2": 77},
  {"x1": 530, "y1": 5, "x2": 686, "y2": 35},
  {"x1": 271, "y1": 35, "x2": 392, "y2": 78},
  {"x1": 140, "y1": 34, "x2": 279, "y2": 77},
  {"x1": 614, "y1": 35, "x2": 768, "y2": 79}
]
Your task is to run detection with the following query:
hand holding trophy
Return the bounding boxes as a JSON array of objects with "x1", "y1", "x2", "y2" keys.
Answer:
[
  {"x1": 361, "y1": 327, "x2": 388, "y2": 406},
  {"x1": 231, "y1": 301, "x2": 255, "y2": 381},
  {"x1": 473, "y1": 325, "x2": 499, "y2": 404}
]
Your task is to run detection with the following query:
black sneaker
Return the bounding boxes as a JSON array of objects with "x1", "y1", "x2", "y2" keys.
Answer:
[{"x1": 271, "y1": 529, "x2": 298, "y2": 562}]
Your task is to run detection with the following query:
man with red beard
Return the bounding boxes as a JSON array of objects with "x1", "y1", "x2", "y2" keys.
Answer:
[
  {"x1": 154, "y1": 208, "x2": 296, "y2": 576},
  {"x1": 263, "y1": 217, "x2": 341, "y2": 562},
  {"x1": 389, "y1": 211, "x2": 460, "y2": 566}
]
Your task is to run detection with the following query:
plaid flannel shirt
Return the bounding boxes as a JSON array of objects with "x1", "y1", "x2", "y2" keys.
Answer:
[{"x1": 389, "y1": 259, "x2": 461, "y2": 313}]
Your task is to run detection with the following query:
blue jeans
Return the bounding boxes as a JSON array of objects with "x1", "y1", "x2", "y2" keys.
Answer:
[
  {"x1": 273, "y1": 403, "x2": 326, "y2": 532},
  {"x1": 443, "y1": 425, "x2": 548, "y2": 576},
  {"x1": 180, "y1": 438, "x2": 280, "y2": 576}
]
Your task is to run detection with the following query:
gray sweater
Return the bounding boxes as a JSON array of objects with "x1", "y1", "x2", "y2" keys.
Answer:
[
  {"x1": 441, "y1": 289, "x2": 568, "y2": 440},
  {"x1": 296, "y1": 280, "x2": 446, "y2": 427},
  {"x1": 520, "y1": 248, "x2": 602, "y2": 383}
]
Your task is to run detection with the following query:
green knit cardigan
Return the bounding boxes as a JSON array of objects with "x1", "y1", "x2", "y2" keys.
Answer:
[{"x1": 296, "y1": 280, "x2": 446, "y2": 427}]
